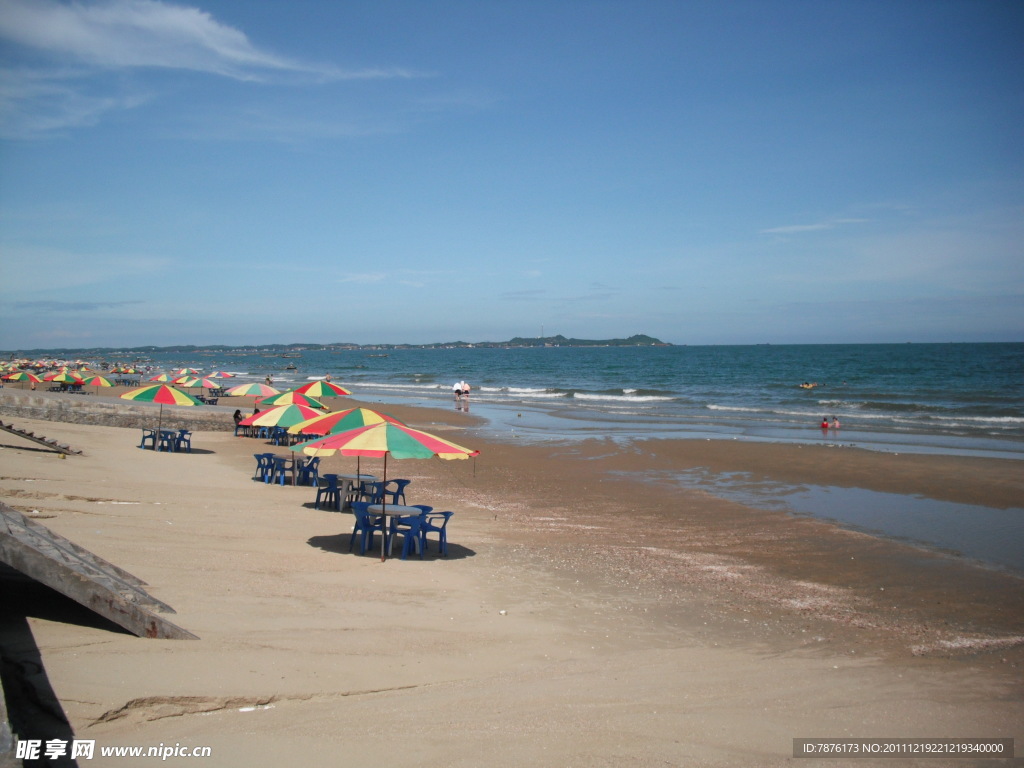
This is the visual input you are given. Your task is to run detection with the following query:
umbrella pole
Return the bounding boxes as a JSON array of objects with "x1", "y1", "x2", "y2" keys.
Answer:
[
  {"x1": 380, "y1": 453, "x2": 388, "y2": 562},
  {"x1": 155, "y1": 404, "x2": 164, "y2": 451}
]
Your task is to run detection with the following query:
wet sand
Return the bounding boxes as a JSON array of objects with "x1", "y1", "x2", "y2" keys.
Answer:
[{"x1": 1, "y1": 387, "x2": 1021, "y2": 766}]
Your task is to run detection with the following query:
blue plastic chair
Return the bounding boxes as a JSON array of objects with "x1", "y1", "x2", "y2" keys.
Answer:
[
  {"x1": 315, "y1": 474, "x2": 340, "y2": 510},
  {"x1": 270, "y1": 455, "x2": 292, "y2": 485},
  {"x1": 175, "y1": 429, "x2": 192, "y2": 453},
  {"x1": 253, "y1": 453, "x2": 274, "y2": 482},
  {"x1": 139, "y1": 428, "x2": 157, "y2": 450},
  {"x1": 297, "y1": 457, "x2": 320, "y2": 487},
  {"x1": 383, "y1": 479, "x2": 412, "y2": 505},
  {"x1": 349, "y1": 502, "x2": 385, "y2": 555},
  {"x1": 360, "y1": 481, "x2": 386, "y2": 504},
  {"x1": 421, "y1": 511, "x2": 453, "y2": 556},
  {"x1": 157, "y1": 429, "x2": 177, "y2": 452},
  {"x1": 387, "y1": 511, "x2": 426, "y2": 560}
]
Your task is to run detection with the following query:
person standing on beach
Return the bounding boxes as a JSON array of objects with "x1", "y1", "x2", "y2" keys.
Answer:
[
  {"x1": 461, "y1": 381, "x2": 470, "y2": 401},
  {"x1": 453, "y1": 381, "x2": 462, "y2": 404}
]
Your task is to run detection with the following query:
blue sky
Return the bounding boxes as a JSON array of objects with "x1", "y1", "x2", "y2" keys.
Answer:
[{"x1": 1, "y1": 0, "x2": 1021, "y2": 350}]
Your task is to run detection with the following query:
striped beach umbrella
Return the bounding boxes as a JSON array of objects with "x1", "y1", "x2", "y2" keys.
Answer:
[
  {"x1": 80, "y1": 375, "x2": 114, "y2": 392},
  {"x1": 209, "y1": 371, "x2": 235, "y2": 378},
  {"x1": 239, "y1": 403, "x2": 324, "y2": 429},
  {"x1": 295, "y1": 380, "x2": 352, "y2": 398},
  {"x1": 120, "y1": 384, "x2": 203, "y2": 447},
  {"x1": 225, "y1": 382, "x2": 280, "y2": 398},
  {"x1": 255, "y1": 390, "x2": 326, "y2": 409},
  {"x1": 3, "y1": 371, "x2": 42, "y2": 388},
  {"x1": 175, "y1": 376, "x2": 220, "y2": 389},
  {"x1": 44, "y1": 371, "x2": 83, "y2": 383},
  {"x1": 149, "y1": 373, "x2": 175, "y2": 382},
  {"x1": 287, "y1": 407, "x2": 403, "y2": 436}
]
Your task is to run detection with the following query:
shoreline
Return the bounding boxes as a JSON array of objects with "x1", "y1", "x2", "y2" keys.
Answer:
[{"x1": 1, "y1": 387, "x2": 1021, "y2": 764}]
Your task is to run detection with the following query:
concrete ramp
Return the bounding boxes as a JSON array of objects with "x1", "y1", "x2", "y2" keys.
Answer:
[
  {"x1": 0, "y1": 503, "x2": 197, "y2": 640},
  {"x1": 0, "y1": 420, "x2": 81, "y2": 456}
]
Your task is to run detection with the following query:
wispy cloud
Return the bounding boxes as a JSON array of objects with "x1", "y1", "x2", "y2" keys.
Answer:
[
  {"x1": 0, "y1": 66, "x2": 150, "y2": 137},
  {"x1": 760, "y1": 218, "x2": 869, "y2": 235},
  {"x1": 15, "y1": 299, "x2": 143, "y2": 311},
  {"x1": 0, "y1": 0, "x2": 421, "y2": 137},
  {"x1": 1, "y1": 0, "x2": 333, "y2": 80},
  {"x1": 0, "y1": 245, "x2": 170, "y2": 291},
  {"x1": 338, "y1": 272, "x2": 387, "y2": 284}
]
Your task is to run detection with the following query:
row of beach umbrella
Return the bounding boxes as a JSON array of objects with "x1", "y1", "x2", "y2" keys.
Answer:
[{"x1": 7, "y1": 362, "x2": 479, "y2": 561}]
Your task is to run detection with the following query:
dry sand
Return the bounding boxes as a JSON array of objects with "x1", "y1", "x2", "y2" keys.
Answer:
[{"x1": 1, "y1": 388, "x2": 1022, "y2": 766}]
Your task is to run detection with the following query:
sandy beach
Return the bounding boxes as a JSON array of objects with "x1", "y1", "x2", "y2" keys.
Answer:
[{"x1": 1, "y1": 386, "x2": 1022, "y2": 766}]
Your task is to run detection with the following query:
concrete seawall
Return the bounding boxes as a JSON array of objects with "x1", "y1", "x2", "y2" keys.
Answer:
[{"x1": 0, "y1": 389, "x2": 236, "y2": 432}]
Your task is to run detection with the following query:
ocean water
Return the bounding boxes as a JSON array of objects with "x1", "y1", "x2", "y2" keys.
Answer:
[{"x1": 130, "y1": 342, "x2": 1024, "y2": 458}]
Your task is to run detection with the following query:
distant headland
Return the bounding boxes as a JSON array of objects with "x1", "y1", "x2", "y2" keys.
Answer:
[{"x1": 3, "y1": 334, "x2": 671, "y2": 357}]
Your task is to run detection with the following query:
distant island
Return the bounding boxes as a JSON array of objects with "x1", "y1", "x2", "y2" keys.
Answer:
[{"x1": 3, "y1": 334, "x2": 671, "y2": 357}]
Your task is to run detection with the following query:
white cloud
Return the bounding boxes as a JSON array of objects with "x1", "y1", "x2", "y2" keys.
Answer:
[
  {"x1": 759, "y1": 218, "x2": 869, "y2": 235},
  {"x1": 337, "y1": 272, "x2": 387, "y2": 284},
  {"x1": 0, "y1": 0, "x2": 421, "y2": 137},
  {"x1": 0, "y1": 0, "x2": 319, "y2": 80}
]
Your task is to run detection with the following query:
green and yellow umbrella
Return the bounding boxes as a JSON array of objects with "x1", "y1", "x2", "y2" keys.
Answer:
[
  {"x1": 294, "y1": 380, "x2": 352, "y2": 398},
  {"x1": 120, "y1": 384, "x2": 203, "y2": 448}
]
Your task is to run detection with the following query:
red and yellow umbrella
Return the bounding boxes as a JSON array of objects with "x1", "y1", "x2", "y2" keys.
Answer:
[
  {"x1": 295, "y1": 380, "x2": 352, "y2": 398},
  {"x1": 174, "y1": 367, "x2": 201, "y2": 376},
  {"x1": 120, "y1": 385, "x2": 204, "y2": 447},
  {"x1": 209, "y1": 371, "x2": 235, "y2": 379},
  {"x1": 149, "y1": 373, "x2": 175, "y2": 382},
  {"x1": 291, "y1": 422, "x2": 477, "y2": 560},
  {"x1": 255, "y1": 390, "x2": 326, "y2": 409}
]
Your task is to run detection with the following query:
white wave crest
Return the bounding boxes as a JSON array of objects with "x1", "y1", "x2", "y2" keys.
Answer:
[{"x1": 576, "y1": 393, "x2": 674, "y2": 403}]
